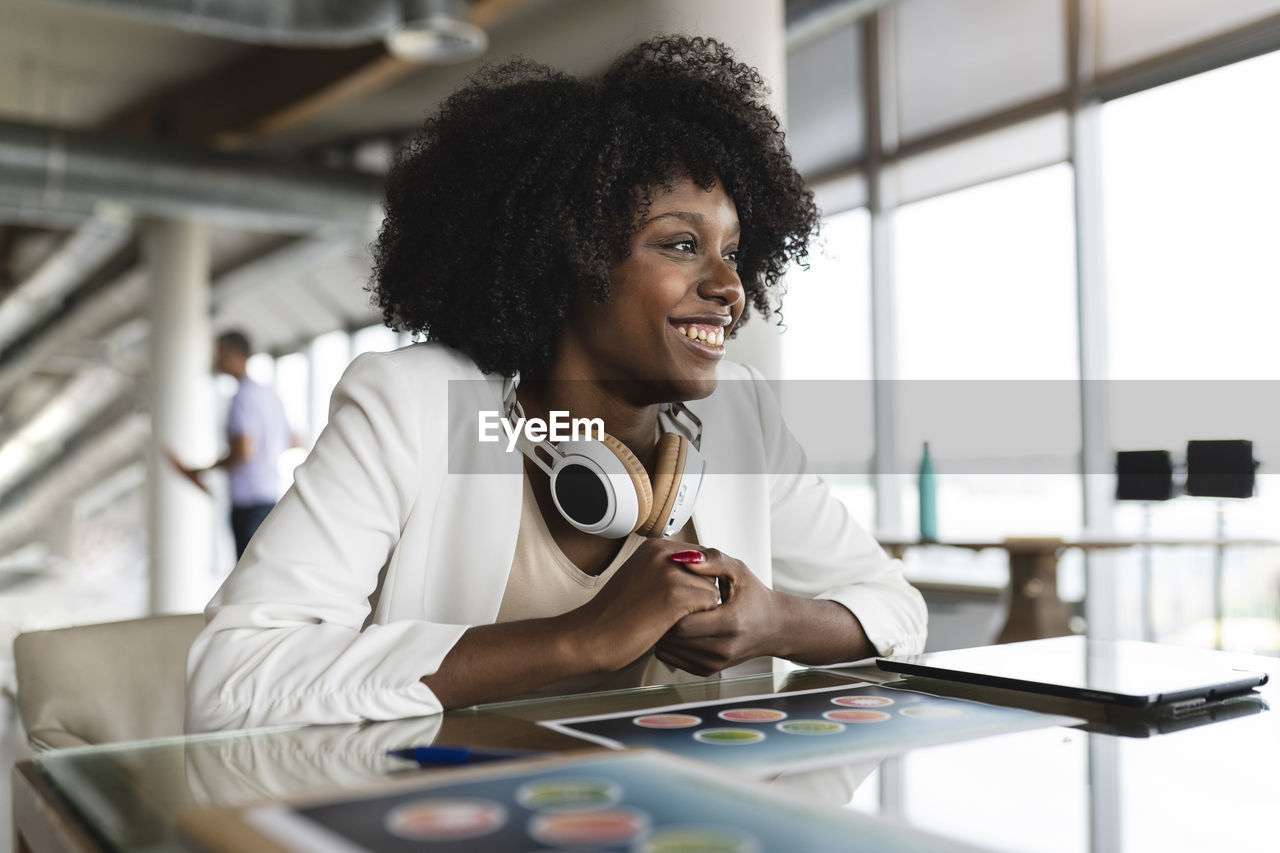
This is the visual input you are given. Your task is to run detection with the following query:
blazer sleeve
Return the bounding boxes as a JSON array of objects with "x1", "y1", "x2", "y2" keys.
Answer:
[
  {"x1": 751, "y1": 368, "x2": 928, "y2": 660},
  {"x1": 186, "y1": 352, "x2": 468, "y2": 732}
]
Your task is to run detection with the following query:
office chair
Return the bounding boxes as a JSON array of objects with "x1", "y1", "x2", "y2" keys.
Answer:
[{"x1": 13, "y1": 613, "x2": 205, "y2": 750}]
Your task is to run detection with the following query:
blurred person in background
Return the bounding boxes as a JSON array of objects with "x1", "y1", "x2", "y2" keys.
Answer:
[{"x1": 167, "y1": 330, "x2": 293, "y2": 558}]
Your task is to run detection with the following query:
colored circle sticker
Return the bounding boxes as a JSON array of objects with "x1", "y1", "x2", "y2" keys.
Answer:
[
  {"x1": 776, "y1": 719, "x2": 845, "y2": 736},
  {"x1": 638, "y1": 825, "x2": 763, "y2": 853},
  {"x1": 694, "y1": 728, "x2": 766, "y2": 745},
  {"x1": 832, "y1": 695, "x2": 894, "y2": 708},
  {"x1": 384, "y1": 798, "x2": 506, "y2": 841},
  {"x1": 528, "y1": 807, "x2": 650, "y2": 847},
  {"x1": 515, "y1": 778, "x2": 622, "y2": 813},
  {"x1": 900, "y1": 705, "x2": 963, "y2": 719},
  {"x1": 634, "y1": 713, "x2": 702, "y2": 729},
  {"x1": 718, "y1": 707, "x2": 787, "y2": 723}
]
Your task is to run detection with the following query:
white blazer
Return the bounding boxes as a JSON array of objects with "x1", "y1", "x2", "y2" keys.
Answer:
[{"x1": 186, "y1": 344, "x2": 927, "y2": 732}]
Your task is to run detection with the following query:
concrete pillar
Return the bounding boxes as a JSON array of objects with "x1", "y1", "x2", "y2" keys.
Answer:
[
  {"x1": 145, "y1": 219, "x2": 215, "y2": 614},
  {"x1": 637, "y1": 0, "x2": 788, "y2": 378}
]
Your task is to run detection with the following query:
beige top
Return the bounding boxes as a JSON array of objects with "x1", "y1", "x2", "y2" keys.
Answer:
[{"x1": 495, "y1": 471, "x2": 713, "y2": 695}]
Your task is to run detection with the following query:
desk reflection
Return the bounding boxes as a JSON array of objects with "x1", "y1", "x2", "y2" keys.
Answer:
[{"x1": 184, "y1": 669, "x2": 884, "y2": 810}]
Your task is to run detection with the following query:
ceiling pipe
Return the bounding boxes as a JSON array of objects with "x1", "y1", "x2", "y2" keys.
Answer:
[
  {"x1": 49, "y1": 0, "x2": 399, "y2": 47},
  {"x1": 0, "y1": 231, "x2": 359, "y2": 408},
  {"x1": 0, "y1": 195, "x2": 94, "y2": 231},
  {"x1": 0, "y1": 269, "x2": 146, "y2": 404},
  {"x1": 0, "y1": 413, "x2": 147, "y2": 557},
  {"x1": 51, "y1": 0, "x2": 488, "y2": 62},
  {"x1": 0, "y1": 230, "x2": 359, "y2": 497},
  {"x1": 0, "y1": 119, "x2": 383, "y2": 236},
  {"x1": 0, "y1": 204, "x2": 134, "y2": 355},
  {"x1": 210, "y1": 237, "x2": 357, "y2": 310},
  {"x1": 0, "y1": 342, "x2": 144, "y2": 499}
]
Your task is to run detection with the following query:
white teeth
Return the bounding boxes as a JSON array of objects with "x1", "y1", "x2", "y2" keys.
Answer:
[{"x1": 674, "y1": 324, "x2": 725, "y2": 347}]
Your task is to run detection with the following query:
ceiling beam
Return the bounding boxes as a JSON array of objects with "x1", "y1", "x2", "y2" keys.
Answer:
[
  {"x1": 100, "y1": 0, "x2": 532, "y2": 149},
  {"x1": 102, "y1": 43, "x2": 401, "y2": 149},
  {"x1": 0, "y1": 118, "x2": 381, "y2": 234}
]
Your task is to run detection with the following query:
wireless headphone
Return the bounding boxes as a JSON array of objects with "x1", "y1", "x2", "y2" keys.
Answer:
[{"x1": 502, "y1": 375, "x2": 706, "y2": 539}]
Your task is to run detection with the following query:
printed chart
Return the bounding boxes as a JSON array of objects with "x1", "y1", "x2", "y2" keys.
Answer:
[
  {"x1": 542, "y1": 683, "x2": 1078, "y2": 776},
  {"x1": 236, "y1": 751, "x2": 992, "y2": 853}
]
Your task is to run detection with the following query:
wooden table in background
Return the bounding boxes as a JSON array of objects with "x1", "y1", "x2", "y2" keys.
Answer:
[{"x1": 878, "y1": 537, "x2": 1280, "y2": 644}]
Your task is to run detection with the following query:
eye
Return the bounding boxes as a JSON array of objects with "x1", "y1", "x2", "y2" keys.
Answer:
[
  {"x1": 663, "y1": 237, "x2": 697, "y2": 254},
  {"x1": 723, "y1": 249, "x2": 740, "y2": 268}
]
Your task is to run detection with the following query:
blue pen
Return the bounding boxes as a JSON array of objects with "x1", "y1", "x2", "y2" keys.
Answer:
[{"x1": 387, "y1": 745, "x2": 537, "y2": 766}]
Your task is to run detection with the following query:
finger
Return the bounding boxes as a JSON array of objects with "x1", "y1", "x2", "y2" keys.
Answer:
[
  {"x1": 672, "y1": 567, "x2": 721, "y2": 602},
  {"x1": 668, "y1": 608, "x2": 732, "y2": 639},
  {"x1": 661, "y1": 641, "x2": 728, "y2": 676},
  {"x1": 668, "y1": 567, "x2": 720, "y2": 603},
  {"x1": 654, "y1": 645, "x2": 717, "y2": 677},
  {"x1": 678, "y1": 581, "x2": 720, "y2": 614},
  {"x1": 668, "y1": 569, "x2": 724, "y2": 611},
  {"x1": 653, "y1": 646, "x2": 689, "y2": 672},
  {"x1": 656, "y1": 637, "x2": 723, "y2": 672},
  {"x1": 668, "y1": 556, "x2": 727, "y2": 584}
]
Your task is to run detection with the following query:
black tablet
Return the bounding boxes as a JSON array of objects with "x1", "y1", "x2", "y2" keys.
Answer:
[{"x1": 877, "y1": 636, "x2": 1270, "y2": 708}]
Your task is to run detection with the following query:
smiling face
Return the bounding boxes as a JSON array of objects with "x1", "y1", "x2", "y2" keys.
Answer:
[{"x1": 553, "y1": 176, "x2": 746, "y2": 403}]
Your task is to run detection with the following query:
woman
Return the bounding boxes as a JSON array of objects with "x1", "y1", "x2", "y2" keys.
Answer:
[{"x1": 186, "y1": 36, "x2": 926, "y2": 733}]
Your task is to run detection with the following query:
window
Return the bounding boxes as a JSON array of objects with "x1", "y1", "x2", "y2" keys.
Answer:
[
  {"x1": 779, "y1": 207, "x2": 875, "y2": 526},
  {"x1": 274, "y1": 351, "x2": 310, "y2": 444},
  {"x1": 1097, "y1": 0, "x2": 1280, "y2": 71},
  {"x1": 892, "y1": 164, "x2": 1082, "y2": 584},
  {"x1": 780, "y1": 208, "x2": 873, "y2": 382},
  {"x1": 308, "y1": 330, "x2": 353, "y2": 441},
  {"x1": 894, "y1": 164, "x2": 1079, "y2": 383},
  {"x1": 894, "y1": 0, "x2": 1066, "y2": 141},
  {"x1": 245, "y1": 352, "x2": 275, "y2": 387},
  {"x1": 1103, "y1": 51, "x2": 1280, "y2": 382},
  {"x1": 353, "y1": 323, "x2": 401, "y2": 356},
  {"x1": 1102, "y1": 50, "x2": 1280, "y2": 649},
  {"x1": 786, "y1": 20, "x2": 865, "y2": 176}
]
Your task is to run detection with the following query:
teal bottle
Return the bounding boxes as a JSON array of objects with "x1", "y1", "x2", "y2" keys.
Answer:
[{"x1": 918, "y1": 442, "x2": 938, "y2": 542}]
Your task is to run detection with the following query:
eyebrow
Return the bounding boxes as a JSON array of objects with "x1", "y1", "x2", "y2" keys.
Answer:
[{"x1": 647, "y1": 211, "x2": 741, "y2": 233}]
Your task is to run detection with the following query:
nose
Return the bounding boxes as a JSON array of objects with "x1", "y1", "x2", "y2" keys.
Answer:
[{"x1": 697, "y1": 257, "x2": 744, "y2": 308}]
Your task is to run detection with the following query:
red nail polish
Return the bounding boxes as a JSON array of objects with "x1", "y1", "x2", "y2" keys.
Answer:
[{"x1": 670, "y1": 550, "x2": 705, "y2": 564}]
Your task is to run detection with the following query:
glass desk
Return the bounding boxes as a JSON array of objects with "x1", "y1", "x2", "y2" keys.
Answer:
[{"x1": 13, "y1": 656, "x2": 1279, "y2": 853}]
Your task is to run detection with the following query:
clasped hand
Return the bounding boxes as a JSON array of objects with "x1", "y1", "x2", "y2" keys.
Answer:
[
  {"x1": 654, "y1": 546, "x2": 783, "y2": 676},
  {"x1": 569, "y1": 538, "x2": 782, "y2": 676}
]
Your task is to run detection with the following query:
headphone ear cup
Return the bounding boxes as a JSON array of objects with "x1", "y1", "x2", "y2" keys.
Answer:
[
  {"x1": 598, "y1": 433, "x2": 652, "y2": 534},
  {"x1": 640, "y1": 432, "x2": 688, "y2": 537}
]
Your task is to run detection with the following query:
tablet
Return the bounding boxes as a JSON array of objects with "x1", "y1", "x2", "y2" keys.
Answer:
[{"x1": 877, "y1": 636, "x2": 1270, "y2": 708}]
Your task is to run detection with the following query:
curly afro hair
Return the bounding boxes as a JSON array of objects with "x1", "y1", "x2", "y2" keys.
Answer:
[{"x1": 371, "y1": 35, "x2": 818, "y2": 377}]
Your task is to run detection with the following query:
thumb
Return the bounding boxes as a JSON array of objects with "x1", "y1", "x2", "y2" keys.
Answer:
[{"x1": 669, "y1": 550, "x2": 722, "y2": 579}]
